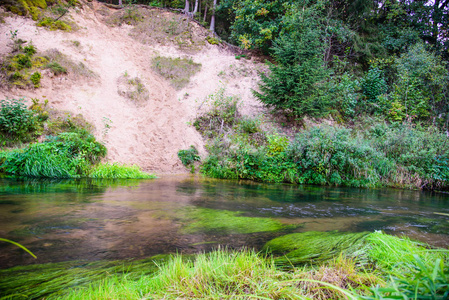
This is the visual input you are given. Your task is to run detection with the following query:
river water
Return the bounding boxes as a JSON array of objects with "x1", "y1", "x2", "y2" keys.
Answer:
[{"x1": 1, "y1": 175, "x2": 448, "y2": 269}]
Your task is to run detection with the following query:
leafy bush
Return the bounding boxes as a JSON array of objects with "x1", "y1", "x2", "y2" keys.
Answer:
[
  {"x1": 23, "y1": 44, "x2": 37, "y2": 56},
  {"x1": 30, "y1": 71, "x2": 41, "y2": 87},
  {"x1": 0, "y1": 98, "x2": 39, "y2": 142},
  {"x1": 45, "y1": 62, "x2": 67, "y2": 75},
  {"x1": 361, "y1": 67, "x2": 388, "y2": 114},
  {"x1": 178, "y1": 145, "x2": 200, "y2": 167}
]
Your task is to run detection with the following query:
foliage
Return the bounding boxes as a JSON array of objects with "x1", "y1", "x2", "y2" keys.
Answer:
[
  {"x1": 0, "y1": 98, "x2": 39, "y2": 142},
  {"x1": 362, "y1": 231, "x2": 449, "y2": 300},
  {"x1": 30, "y1": 71, "x2": 41, "y2": 87},
  {"x1": 361, "y1": 67, "x2": 388, "y2": 114},
  {"x1": 45, "y1": 61, "x2": 67, "y2": 75},
  {"x1": 390, "y1": 43, "x2": 448, "y2": 121},
  {"x1": 227, "y1": 0, "x2": 291, "y2": 53},
  {"x1": 254, "y1": 2, "x2": 332, "y2": 118},
  {"x1": 37, "y1": 17, "x2": 72, "y2": 31},
  {"x1": 0, "y1": 132, "x2": 106, "y2": 178},
  {"x1": 89, "y1": 162, "x2": 156, "y2": 179},
  {"x1": 177, "y1": 145, "x2": 200, "y2": 167},
  {"x1": 151, "y1": 56, "x2": 201, "y2": 90}
]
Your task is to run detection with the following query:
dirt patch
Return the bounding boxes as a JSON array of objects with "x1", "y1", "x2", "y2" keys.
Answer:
[{"x1": 0, "y1": 0, "x2": 266, "y2": 174}]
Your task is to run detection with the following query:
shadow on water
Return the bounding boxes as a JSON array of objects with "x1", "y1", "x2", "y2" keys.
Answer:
[{"x1": 0, "y1": 175, "x2": 448, "y2": 269}]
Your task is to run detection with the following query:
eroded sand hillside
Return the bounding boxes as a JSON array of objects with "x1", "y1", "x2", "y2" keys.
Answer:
[{"x1": 0, "y1": 1, "x2": 265, "y2": 173}]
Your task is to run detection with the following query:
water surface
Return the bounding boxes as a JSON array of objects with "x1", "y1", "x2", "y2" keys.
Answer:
[{"x1": 1, "y1": 175, "x2": 448, "y2": 268}]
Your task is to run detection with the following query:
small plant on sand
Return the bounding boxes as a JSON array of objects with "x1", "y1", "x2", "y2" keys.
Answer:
[
  {"x1": 178, "y1": 145, "x2": 200, "y2": 172},
  {"x1": 117, "y1": 73, "x2": 149, "y2": 102},
  {"x1": 152, "y1": 56, "x2": 201, "y2": 90}
]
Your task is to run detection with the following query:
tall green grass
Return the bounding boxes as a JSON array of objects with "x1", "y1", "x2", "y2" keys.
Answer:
[
  {"x1": 89, "y1": 163, "x2": 156, "y2": 179},
  {"x1": 0, "y1": 132, "x2": 106, "y2": 178}
]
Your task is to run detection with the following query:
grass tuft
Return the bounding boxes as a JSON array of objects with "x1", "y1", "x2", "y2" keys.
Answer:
[
  {"x1": 89, "y1": 162, "x2": 156, "y2": 179},
  {"x1": 151, "y1": 56, "x2": 201, "y2": 90}
]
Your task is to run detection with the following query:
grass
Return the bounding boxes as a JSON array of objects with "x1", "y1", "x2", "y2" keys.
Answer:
[
  {"x1": 1, "y1": 234, "x2": 447, "y2": 299},
  {"x1": 152, "y1": 56, "x2": 201, "y2": 90},
  {"x1": 43, "y1": 48, "x2": 96, "y2": 78},
  {"x1": 263, "y1": 231, "x2": 371, "y2": 265},
  {"x1": 89, "y1": 162, "x2": 156, "y2": 179},
  {"x1": 366, "y1": 231, "x2": 448, "y2": 274},
  {"x1": 116, "y1": 74, "x2": 149, "y2": 102}
]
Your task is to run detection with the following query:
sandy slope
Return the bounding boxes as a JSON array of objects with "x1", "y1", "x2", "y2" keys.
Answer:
[{"x1": 0, "y1": 2, "x2": 264, "y2": 173}]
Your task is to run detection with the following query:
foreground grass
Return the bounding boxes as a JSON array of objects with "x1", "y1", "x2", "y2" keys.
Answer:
[
  {"x1": 57, "y1": 233, "x2": 449, "y2": 300},
  {"x1": 1, "y1": 232, "x2": 446, "y2": 299}
]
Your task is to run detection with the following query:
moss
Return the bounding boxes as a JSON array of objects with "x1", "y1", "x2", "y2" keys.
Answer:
[
  {"x1": 37, "y1": 17, "x2": 72, "y2": 31},
  {"x1": 177, "y1": 207, "x2": 298, "y2": 235},
  {"x1": 32, "y1": 56, "x2": 49, "y2": 68},
  {"x1": 263, "y1": 231, "x2": 370, "y2": 265},
  {"x1": 206, "y1": 36, "x2": 220, "y2": 45},
  {"x1": 4, "y1": 0, "x2": 47, "y2": 18},
  {"x1": 29, "y1": 5, "x2": 40, "y2": 20}
]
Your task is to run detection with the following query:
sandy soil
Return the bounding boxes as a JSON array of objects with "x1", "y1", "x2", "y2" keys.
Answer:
[{"x1": 0, "y1": 1, "x2": 265, "y2": 174}]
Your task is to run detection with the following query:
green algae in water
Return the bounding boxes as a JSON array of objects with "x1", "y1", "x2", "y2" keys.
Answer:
[
  {"x1": 0, "y1": 255, "x2": 170, "y2": 300},
  {"x1": 263, "y1": 231, "x2": 370, "y2": 265},
  {"x1": 178, "y1": 207, "x2": 299, "y2": 235}
]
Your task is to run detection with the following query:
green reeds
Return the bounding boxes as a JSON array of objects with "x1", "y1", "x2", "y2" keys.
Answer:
[{"x1": 89, "y1": 163, "x2": 156, "y2": 179}]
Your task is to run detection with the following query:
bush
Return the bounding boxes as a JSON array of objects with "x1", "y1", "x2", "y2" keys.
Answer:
[
  {"x1": 0, "y1": 98, "x2": 38, "y2": 141},
  {"x1": 45, "y1": 62, "x2": 67, "y2": 75},
  {"x1": 361, "y1": 67, "x2": 388, "y2": 114},
  {"x1": 30, "y1": 71, "x2": 41, "y2": 87},
  {"x1": 178, "y1": 146, "x2": 200, "y2": 167}
]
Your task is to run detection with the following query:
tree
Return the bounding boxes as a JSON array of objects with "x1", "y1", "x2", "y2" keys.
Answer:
[{"x1": 254, "y1": 2, "x2": 332, "y2": 117}]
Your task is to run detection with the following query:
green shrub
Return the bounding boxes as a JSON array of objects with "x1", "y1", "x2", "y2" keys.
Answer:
[
  {"x1": 14, "y1": 53, "x2": 32, "y2": 69},
  {"x1": 30, "y1": 71, "x2": 41, "y2": 87},
  {"x1": 178, "y1": 146, "x2": 200, "y2": 167},
  {"x1": 45, "y1": 61, "x2": 67, "y2": 75},
  {"x1": 23, "y1": 44, "x2": 37, "y2": 56},
  {"x1": 361, "y1": 67, "x2": 388, "y2": 114},
  {"x1": 0, "y1": 98, "x2": 38, "y2": 141}
]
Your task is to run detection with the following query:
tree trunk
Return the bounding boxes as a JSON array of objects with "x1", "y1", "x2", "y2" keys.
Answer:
[
  {"x1": 184, "y1": 0, "x2": 190, "y2": 13},
  {"x1": 119, "y1": 0, "x2": 122, "y2": 6},
  {"x1": 193, "y1": 0, "x2": 199, "y2": 14},
  {"x1": 209, "y1": 0, "x2": 217, "y2": 32},
  {"x1": 203, "y1": 4, "x2": 208, "y2": 23}
]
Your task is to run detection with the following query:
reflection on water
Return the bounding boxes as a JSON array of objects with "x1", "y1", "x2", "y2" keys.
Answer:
[{"x1": 0, "y1": 175, "x2": 448, "y2": 268}]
